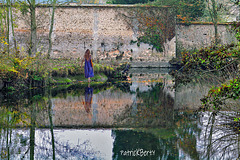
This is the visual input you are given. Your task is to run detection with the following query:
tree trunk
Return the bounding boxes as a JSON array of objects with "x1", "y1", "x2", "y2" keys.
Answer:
[
  {"x1": 48, "y1": 90, "x2": 56, "y2": 160},
  {"x1": 30, "y1": 103, "x2": 36, "y2": 160},
  {"x1": 0, "y1": 7, "x2": 4, "y2": 33},
  {"x1": 6, "y1": 0, "x2": 10, "y2": 56},
  {"x1": 10, "y1": 3, "x2": 18, "y2": 56},
  {"x1": 29, "y1": 0, "x2": 37, "y2": 56},
  {"x1": 211, "y1": 0, "x2": 218, "y2": 45},
  {"x1": 207, "y1": 0, "x2": 218, "y2": 45},
  {"x1": 48, "y1": 0, "x2": 57, "y2": 59}
]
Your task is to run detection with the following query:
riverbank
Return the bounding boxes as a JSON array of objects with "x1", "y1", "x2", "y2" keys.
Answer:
[
  {"x1": 171, "y1": 42, "x2": 240, "y2": 112},
  {"x1": 0, "y1": 56, "x2": 122, "y2": 92}
]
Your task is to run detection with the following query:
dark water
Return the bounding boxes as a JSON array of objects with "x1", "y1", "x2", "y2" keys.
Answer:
[{"x1": 0, "y1": 68, "x2": 239, "y2": 160}]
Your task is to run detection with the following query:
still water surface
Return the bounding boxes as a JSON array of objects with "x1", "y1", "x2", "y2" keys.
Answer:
[{"x1": 0, "y1": 68, "x2": 239, "y2": 159}]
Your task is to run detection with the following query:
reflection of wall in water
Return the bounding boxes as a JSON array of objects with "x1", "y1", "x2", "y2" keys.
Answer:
[
  {"x1": 48, "y1": 88, "x2": 133, "y2": 127},
  {"x1": 174, "y1": 82, "x2": 212, "y2": 110},
  {"x1": 129, "y1": 69, "x2": 174, "y2": 94},
  {"x1": 124, "y1": 70, "x2": 175, "y2": 127}
]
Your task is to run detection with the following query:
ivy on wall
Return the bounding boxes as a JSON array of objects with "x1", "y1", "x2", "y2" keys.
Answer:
[
  {"x1": 176, "y1": 0, "x2": 206, "y2": 22},
  {"x1": 117, "y1": 7, "x2": 175, "y2": 52}
]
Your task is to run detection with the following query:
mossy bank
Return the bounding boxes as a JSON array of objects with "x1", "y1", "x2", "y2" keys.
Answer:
[{"x1": 0, "y1": 56, "x2": 118, "y2": 92}]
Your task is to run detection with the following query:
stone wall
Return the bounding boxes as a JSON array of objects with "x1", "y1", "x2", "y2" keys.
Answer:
[
  {"x1": 176, "y1": 23, "x2": 237, "y2": 56},
  {"x1": 13, "y1": 5, "x2": 176, "y2": 64},
  {"x1": 12, "y1": 5, "x2": 239, "y2": 65}
]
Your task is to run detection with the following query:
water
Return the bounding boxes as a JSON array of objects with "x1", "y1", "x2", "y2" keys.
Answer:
[{"x1": 0, "y1": 68, "x2": 239, "y2": 160}]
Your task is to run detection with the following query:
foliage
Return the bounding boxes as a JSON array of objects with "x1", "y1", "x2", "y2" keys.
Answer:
[
  {"x1": 150, "y1": 0, "x2": 206, "y2": 22},
  {"x1": 176, "y1": 0, "x2": 206, "y2": 22},
  {"x1": 231, "y1": 21, "x2": 240, "y2": 45},
  {"x1": 19, "y1": 1, "x2": 29, "y2": 15},
  {"x1": 0, "y1": 52, "x2": 34, "y2": 81},
  {"x1": 2, "y1": 56, "x2": 41, "y2": 83},
  {"x1": 180, "y1": 43, "x2": 239, "y2": 72},
  {"x1": 1, "y1": 53, "x2": 114, "y2": 89},
  {"x1": 201, "y1": 78, "x2": 240, "y2": 110},
  {"x1": 0, "y1": 0, "x2": 114, "y2": 90},
  {"x1": 0, "y1": 36, "x2": 8, "y2": 46},
  {"x1": 126, "y1": 7, "x2": 175, "y2": 52},
  {"x1": 135, "y1": 14, "x2": 165, "y2": 52},
  {"x1": 123, "y1": 0, "x2": 205, "y2": 51},
  {"x1": 196, "y1": 23, "x2": 240, "y2": 118},
  {"x1": 0, "y1": 106, "x2": 30, "y2": 128}
]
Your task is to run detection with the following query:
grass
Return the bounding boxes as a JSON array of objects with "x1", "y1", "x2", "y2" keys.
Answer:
[
  {"x1": 49, "y1": 73, "x2": 108, "y2": 85},
  {"x1": 0, "y1": 54, "x2": 115, "y2": 89}
]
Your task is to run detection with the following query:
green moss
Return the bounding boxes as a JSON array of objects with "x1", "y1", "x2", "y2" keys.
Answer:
[
  {"x1": 91, "y1": 73, "x2": 108, "y2": 82},
  {"x1": 50, "y1": 73, "x2": 108, "y2": 85},
  {"x1": 50, "y1": 77, "x2": 73, "y2": 84}
]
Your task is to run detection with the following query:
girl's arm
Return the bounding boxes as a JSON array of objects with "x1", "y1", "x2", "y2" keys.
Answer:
[
  {"x1": 90, "y1": 57, "x2": 94, "y2": 71},
  {"x1": 81, "y1": 58, "x2": 84, "y2": 68}
]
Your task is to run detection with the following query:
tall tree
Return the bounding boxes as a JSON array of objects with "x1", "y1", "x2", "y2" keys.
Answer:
[
  {"x1": 0, "y1": 0, "x2": 7, "y2": 55},
  {"x1": 47, "y1": 0, "x2": 57, "y2": 59},
  {"x1": 6, "y1": 0, "x2": 10, "y2": 55},
  {"x1": 28, "y1": 0, "x2": 37, "y2": 56},
  {"x1": 207, "y1": 0, "x2": 218, "y2": 45},
  {"x1": 9, "y1": 0, "x2": 18, "y2": 55}
]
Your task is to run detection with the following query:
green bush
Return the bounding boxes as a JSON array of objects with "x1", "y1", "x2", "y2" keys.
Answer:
[{"x1": 180, "y1": 43, "x2": 238, "y2": 72}]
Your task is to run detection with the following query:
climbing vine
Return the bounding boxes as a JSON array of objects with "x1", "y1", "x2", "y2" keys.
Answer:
[
  {"x1": 175, "y1": 21, "x2": 240, "y2": 120},
  {"x1": 134, "y1": 10, "x2": 166, "y2": 52},
  {"x1": 199, "y1": 22, "x2": 240, "y2": 127},
  {"x1": 180, "y1": 43, "x2": 239, "y2": 72},
  {"x1": 176, "y1": 0, "x2": 206, "y2": 22},
  {"x1": 201, "y1": 78, "x2": 240, "y2": 110},
  {"x1": 118, "y1": 6, "x2": 175, "y2": 52}
]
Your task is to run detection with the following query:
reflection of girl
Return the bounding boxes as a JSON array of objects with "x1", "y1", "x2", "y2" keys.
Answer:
[
  {"x1": 84, "y1": 86, "x2": 93, "y2": 113},
  {"x1": 81, "y1": 49, "x2": 94, "y2": 83}
]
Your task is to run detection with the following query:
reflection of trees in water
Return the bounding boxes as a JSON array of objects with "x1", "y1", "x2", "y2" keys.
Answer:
[
  {"x1": 115, "y1": 83, "x2": 175, "y2": 127},
  {"x1": 114, "y1": 81, "x2": 132, "y2": 93},
  {"x1": 0, "y1": 95, "x2": 99, "y2": 159},
  {"x1": 51, "y1": 82, "x2": 112, "y2": 98},
  {"x1": 136, "y1": 83, "x2": 175, "y2": 127},
  {"x1": 174, "y1": 111, "x2": 201, "y2": 160},
  {"x1": 113, "y1": 111, "x2": 240, "y2": 159},
  {"x1": 33, "y1": 130, "x2": 99, "y2": 159},
  {"x1": 0, "y1": 129, "x2": 99, "y2": 159},
  {"x1": 174, "y1": 110, "x2": 240, "y2": 159},
  {"x1": 1, "y1": 79, "x2": 240, "y2": 159},
  {"x1": 198, "y1": 111, "x2": 240, "y2": 160}
]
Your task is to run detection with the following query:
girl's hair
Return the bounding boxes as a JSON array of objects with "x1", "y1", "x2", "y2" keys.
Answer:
[{"x1": 84, "y1": 49, "x2": 91, "y2": 61}]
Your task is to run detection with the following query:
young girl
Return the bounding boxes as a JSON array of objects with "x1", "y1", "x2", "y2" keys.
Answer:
[{"x1": 81, "y1": 49, "x2": 94, "y2": 82}]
